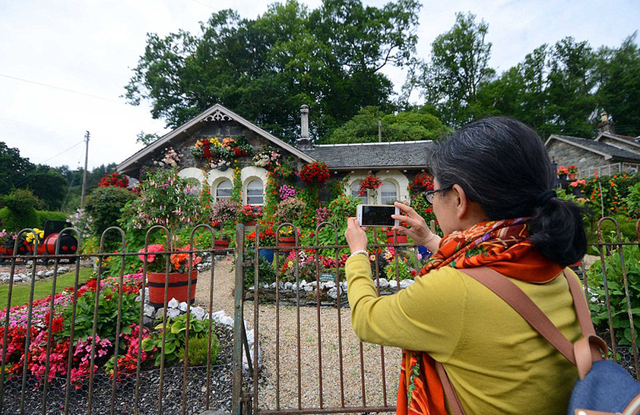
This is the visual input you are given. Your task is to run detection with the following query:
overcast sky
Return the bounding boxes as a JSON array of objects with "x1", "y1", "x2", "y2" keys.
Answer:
[{"x1": 1, "y1": 0, "x2": 638, "y2": 170}]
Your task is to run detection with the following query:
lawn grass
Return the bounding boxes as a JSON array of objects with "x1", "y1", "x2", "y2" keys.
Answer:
[{"x1": 0, "y1": 267, "x2": 94, "y2": 309}]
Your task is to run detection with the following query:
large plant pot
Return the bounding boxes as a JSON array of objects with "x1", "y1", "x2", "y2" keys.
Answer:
[
  {"x1": 0, "y1": 246, "x2": 13, "y2": 257},
  {"x1": 278, "y1": 236, "x2": 296, "y2": 252},
  {"x1": 258, "y1": 248, "x2": 274, "y2": 262},
  {"x1": 386, "y1": 231, "x2": 408, "y2": 245},
  {"x1": 568, "y1": 172, "x2": 576, "y2": 180},
  {"x1": 147, "y1": 270, "x2": 198, "y2": 308},
  {"x1": 214, "y1": 239, "x2": 230, "y2": 251}
]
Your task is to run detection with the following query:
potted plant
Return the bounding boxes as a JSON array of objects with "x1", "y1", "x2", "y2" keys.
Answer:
[
  {"x1": 239, "y1": 205, "x2": 262, "y2": 226},
  {"x1": 211, "y1": 198, "x2": 241, "y2": 228},
  {"x1": 0, "y1": 229, "x2": 15, "y2": 256},
  {"x1": 138, "y1": 243, "x2": 202, "y2": 308},
  {"x1": 277, "y1": 226, "x2": 297, "y2": 252},
  {"x1": 557, "y1": 165, "x2": 569, "y2": 180},
  {"x1": 247, "y1": 221, "x2": 277, "y2": 261},
  {"x1": 568, "y1": 164, "x2": 578, "y2": 180},
  {"x1": 359, "y1": 173, "x2": 383, "y2": 199},
  {"x1": 214, "y1": 229, "x2": 231, "y2": 250},
  {"x1": 300, "y1": 161, "x2": 330, "y2": 185}
]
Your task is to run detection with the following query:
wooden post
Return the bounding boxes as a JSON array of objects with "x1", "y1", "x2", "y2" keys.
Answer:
[{"x1": 80, "y1": 131, "x2": 90, "y2": 208}]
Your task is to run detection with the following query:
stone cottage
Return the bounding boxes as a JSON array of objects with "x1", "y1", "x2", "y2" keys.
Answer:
[
  {"x1": 545, "y1": 132, "x2": 640, "y2": 178},
  {"x1": 117, "y1": 104, "x2": 433, "y2": 206}
]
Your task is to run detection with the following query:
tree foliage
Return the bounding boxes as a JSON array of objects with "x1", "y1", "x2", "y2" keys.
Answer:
[
  {"x1": 124, "y1": 0, "x2": 421, "y2": 143},
  {"x1": 417, "y1": 12, "x2": 495, "y2": 127},
  {"x1": 421, "y1": 15, "x2": 640, "y2": 139},
  {"x1": 595, "y1": 33, "x2": 640, "y2": 136},
  {"x1": 321, "y1": 106, "x2": 450, "y2": 143}
]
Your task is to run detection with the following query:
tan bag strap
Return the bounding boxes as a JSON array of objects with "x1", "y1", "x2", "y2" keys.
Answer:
[{"x1": 435, "y1": 267, "x2": 608, "y2": 414}]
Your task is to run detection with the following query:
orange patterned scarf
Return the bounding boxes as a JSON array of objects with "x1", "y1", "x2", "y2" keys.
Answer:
[{"x1": 397, "y1": 218, "x2": 562, "y2": 415}]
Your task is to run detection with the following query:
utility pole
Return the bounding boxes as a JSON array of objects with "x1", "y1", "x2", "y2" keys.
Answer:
[
  {"x1": 378, "y1": 120, "x2": 382, "y2": 142},
  {"x1": 80, "y1": 131, "x2": 90, "y2": 209}
]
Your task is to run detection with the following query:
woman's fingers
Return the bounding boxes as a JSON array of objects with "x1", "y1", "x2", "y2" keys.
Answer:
[{"x1": 345, "y1": 217, "x2": 368, "y2": 253}]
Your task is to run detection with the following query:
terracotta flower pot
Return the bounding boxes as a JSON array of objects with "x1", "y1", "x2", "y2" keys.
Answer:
[
  {"x1": 569, "y1": 172, "x2": 576, "y2": 180},
  {"x1": 214, "y1": 239, "x2": 230, "y2": 250},
  {"x1": 386, "y1": 231, "x2": 408, "y2": 245},
  {"x1": 147, "y1": 270, "x2": 198, "y2": 308},
  {"x1": 244, "y1": 220, "x2": 257, "y2": 227},
  {"x1": 278, "y1": 236, "x2": 296, "y2": 252}
]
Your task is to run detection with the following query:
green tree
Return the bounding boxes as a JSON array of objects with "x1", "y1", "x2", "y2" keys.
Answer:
[
  {"x1": 20, "y1": 165, "x2": 68, "y2": 211},
  {"x1": 124, "y1": 0, "x2": 421, "y2": 143},
  {"x1": 321, "y1": 106, "x2": 449, "y2": 143},
  {"x1": 418, "y1": 12, "x2": 495, "y2": 127},
  {"x1": 545, "y1": 37, "x2": 597, "y2": 137},
  {"x1": 0, "y1": 142, "x2": 34, "y2": 196},
  {"x1": 595, "y1": 33, "x2": 640, "y2": 136}
]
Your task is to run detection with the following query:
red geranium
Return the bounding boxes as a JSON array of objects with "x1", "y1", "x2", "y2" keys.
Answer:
[
  {"x1": 358, "y1": 173, "x2": 382, "y2": 196},
  {"x1": 300, "y1": 161, "x2": 330, "y2": 185},
  {"x1": 98, "y1": 172, "x2": 129, "y2": 188},
  {"x1": 408, "y1": 172, "x2": 434, "y2": 194}
]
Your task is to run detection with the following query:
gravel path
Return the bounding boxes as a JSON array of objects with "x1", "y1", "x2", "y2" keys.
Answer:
[{"x1": 195, "y1": 254, "x2": 400, "y2": 414}]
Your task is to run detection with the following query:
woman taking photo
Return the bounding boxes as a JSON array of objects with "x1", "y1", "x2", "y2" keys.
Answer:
[{"x1": 344, "y1": 117, "x2": 586, "y2": 414}]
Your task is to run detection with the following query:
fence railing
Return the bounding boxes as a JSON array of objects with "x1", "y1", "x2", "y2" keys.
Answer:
[{"x1": 0, "y1": 219, "x2": 638, "y2": 415}]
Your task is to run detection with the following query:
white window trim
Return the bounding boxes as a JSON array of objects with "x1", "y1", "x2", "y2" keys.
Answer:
[{"x1": 241, "y1": 166, "x2": 268, "y2": 206}]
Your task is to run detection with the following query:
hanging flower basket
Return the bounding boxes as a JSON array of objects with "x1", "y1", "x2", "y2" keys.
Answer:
[
  {"x1": 359, "y1": 173, "x2": 382, "y2": 196},
  {"x1": 300, "y1": 161, "x2": 330, "y2": 185}
]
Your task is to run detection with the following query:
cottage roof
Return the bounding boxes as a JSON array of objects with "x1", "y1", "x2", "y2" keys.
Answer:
[
  {"x1": 595, "y1": 131, "x2": 640, "y2": 150},
  {"x1": 117, "y1": 104, "x2": 315, "y2": 175},
  {"x1": 545, "y1": 134, "x2": 640, "y2": 163},
  {"x1": 301, "y1": 141, "x2": 434, "y2": 170}
]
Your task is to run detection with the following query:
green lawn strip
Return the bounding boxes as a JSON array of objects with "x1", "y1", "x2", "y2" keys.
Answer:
[{"x1": 0, "y1": 268, "x2": 94, "y2": 309}]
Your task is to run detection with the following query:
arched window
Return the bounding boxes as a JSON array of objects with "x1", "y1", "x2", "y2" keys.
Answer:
[
  {"x1": 351, "y1": 181, "x2": 367, "y2": 203},
  {"x1": 183, "y1": 178, "x2": 201, "y2": 195},
  {"x1": 215, "y1": 180, "x2": 232, "y2": 201},
  {"x1": 247, "y1": 179, "x2": 264, "y2": 205},
  {"x1": 380, "y1": 181, "x2": 398, "y2": 204}
]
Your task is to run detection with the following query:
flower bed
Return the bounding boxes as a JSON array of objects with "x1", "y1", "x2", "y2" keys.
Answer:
[{"x1": 0, "y1": 270, "x2": 228, "y2": 402}]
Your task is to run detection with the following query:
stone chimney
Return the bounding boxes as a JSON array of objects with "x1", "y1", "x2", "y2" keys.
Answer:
[
  {"x1": 297, "y1": 104, "x2": 312, "y2": 150},
  {"x1": 597, "y1": 111, "x2": 616, "y2": 134}
]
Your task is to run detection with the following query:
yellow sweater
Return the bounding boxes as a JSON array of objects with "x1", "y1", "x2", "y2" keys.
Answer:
[{"x1": 345, "y1": 254, "x2": 581, "y2": 414}]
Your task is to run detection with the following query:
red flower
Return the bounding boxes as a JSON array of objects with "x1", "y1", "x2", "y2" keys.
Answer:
[
  {"x1": 358, "y1": 173, "x2": 382, "y2": 196},
  {"x1": 300, "y1": 162, "x2": 330, "y2": 185}
]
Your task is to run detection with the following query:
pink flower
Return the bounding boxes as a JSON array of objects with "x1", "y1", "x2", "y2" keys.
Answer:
[{"x1": 138, "y1": 244, "x2": 164, "y2": 263}]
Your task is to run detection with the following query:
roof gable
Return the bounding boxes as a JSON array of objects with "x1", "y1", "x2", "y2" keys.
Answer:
[
  {"x1": 595, "y1": 131, "x2": 640, "y2": 151},
  {"x1": 117, "y1": 104, "x2": 314, "y2": 174}
]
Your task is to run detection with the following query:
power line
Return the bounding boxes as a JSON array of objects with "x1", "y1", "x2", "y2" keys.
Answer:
[{"x1": 0, "y1": 73, "x2": 123, "y2": 104}]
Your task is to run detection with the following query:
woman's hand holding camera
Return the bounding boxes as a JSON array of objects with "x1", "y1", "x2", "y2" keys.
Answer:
[
  {"x1": 345, "y1": 217, "x2": 368, "y2": 254},
  {"x1": 391, "y1": 202, "x2": 440, "y2": 252}
]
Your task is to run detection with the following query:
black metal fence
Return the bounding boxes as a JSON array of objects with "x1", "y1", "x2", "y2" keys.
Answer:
[{"x1": 0, "y1": 219, "x2": 638, "y2": 415}]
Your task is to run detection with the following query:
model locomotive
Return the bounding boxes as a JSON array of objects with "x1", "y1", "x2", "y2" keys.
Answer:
[{"x1": 0, "y1": 221, "x2": 78, "y2": 264}]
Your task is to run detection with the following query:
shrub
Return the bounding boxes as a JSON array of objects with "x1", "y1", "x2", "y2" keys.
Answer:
[
  {"x1": 85, "y1": 187, "x2": 137, "y2": 238},
  {"x1": 211, "y1": 199, "x2": 241, "y2": 227},
  {"x1": 142, "y1": 314, "x2": 213, "y2": 365},
  {"x1": 328, "y1": 195, "x2": 360, "y2": 228},
  {"x1": 0, "y1": 189, "x2": 43, "y2": 232},
  {"x1": 121, "y1": 167, "x2": 200, "y2": 236},
  {"x1": 275, "y1": 198, "x2": 306, "y2": 224},
  {"x1": 179, "y1": 333, "x2": 221, "y2": 366}
]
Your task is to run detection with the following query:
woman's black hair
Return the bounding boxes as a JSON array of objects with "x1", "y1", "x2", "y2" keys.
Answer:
[{"x1": 429, "y1": 116, "x2": 587, "y2": 267}]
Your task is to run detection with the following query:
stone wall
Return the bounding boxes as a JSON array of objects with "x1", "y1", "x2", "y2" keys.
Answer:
[{"x1": 548, "y1": 141, "x2": 611, "y2": 177}]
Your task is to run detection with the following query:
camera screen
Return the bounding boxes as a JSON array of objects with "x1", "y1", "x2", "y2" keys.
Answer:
[{"x1": 361, "y1": 205, "x2": 396, "y2": 226}]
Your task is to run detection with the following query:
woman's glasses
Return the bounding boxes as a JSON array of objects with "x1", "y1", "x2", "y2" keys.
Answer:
[{"x1": 422, "y1": 187, "x2": 450, "y2": 204}]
